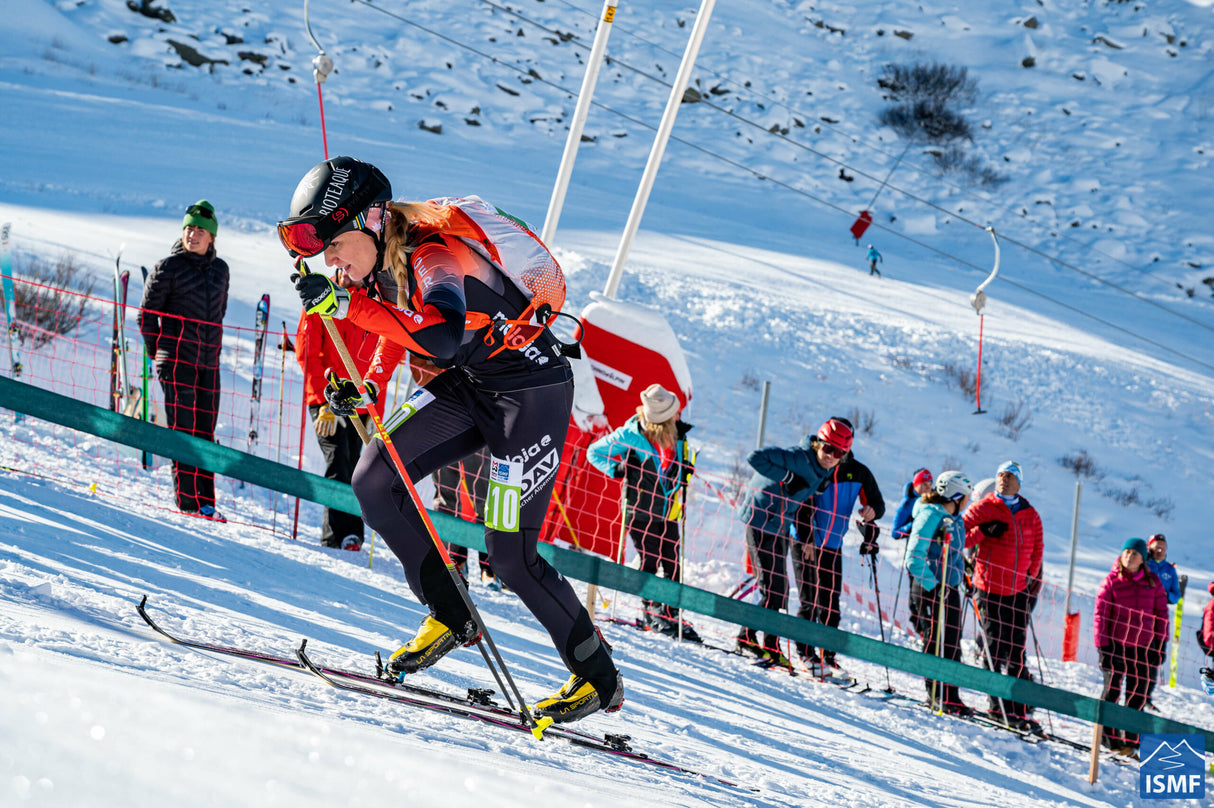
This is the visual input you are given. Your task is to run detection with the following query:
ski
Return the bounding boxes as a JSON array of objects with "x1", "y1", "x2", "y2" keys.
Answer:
[
  {"x1": 108, "y1": 248, "x2": 129, "y2": 412},
  {"x1": 1168, "y1": 574, "x2": 1187, "y2": 687},
  {"x1": 136, "y1": 596, "x2": 751, "y2": 790},
  {"x1": 138, "y1": 266, "x2": 153, "y2": 469},
  {"x1": 246, "y1": 294, "x2": 270, "y2": 451},
  {"x1": 0, "y1": 223, "x2": 25, "y2": 421}
]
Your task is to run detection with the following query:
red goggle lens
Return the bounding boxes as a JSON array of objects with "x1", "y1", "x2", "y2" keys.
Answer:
[{"x1": 277, "y1": 220, "x2": 327, "y2": 258}]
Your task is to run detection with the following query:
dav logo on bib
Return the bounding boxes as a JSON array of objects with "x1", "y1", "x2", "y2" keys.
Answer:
[{"x1": 1139, "y1": 734, "x2": 1205, "y2": 800}]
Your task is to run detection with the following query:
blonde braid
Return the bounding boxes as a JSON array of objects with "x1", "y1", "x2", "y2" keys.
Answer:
[{"x1": 382, "y1": 201, "x2": 448, "y2": 307}]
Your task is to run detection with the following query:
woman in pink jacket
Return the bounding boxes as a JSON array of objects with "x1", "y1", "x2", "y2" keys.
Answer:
[{"x1": 1093, "y1": 537, "x2": 1168, "y2": 752}]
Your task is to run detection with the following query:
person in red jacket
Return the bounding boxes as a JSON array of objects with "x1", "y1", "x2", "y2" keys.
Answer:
[
  {"x1": 1093, "y1": 537, "x2": 1169, "y2": 753},
  {"x1": 296, "y1": 296, "x2": 402, "y2": 549},
  {"x1": 962, "y1": 460, "x2": 1043, "y2": 730},
  {"x1": 1199, "y1": 581, "x2": 1214, "y2": 659}
]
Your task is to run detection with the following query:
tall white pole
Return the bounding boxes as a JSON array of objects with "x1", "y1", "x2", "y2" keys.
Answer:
[
  {"x1": 602, "y1": 0, "x2": 718, "y2": 299},
  {"x1": 541, "y1": 0, "x2": 618, "y2": 246},
  {"x1": 1063, "y1": 480, "x2": 1082, "y2": 615}
]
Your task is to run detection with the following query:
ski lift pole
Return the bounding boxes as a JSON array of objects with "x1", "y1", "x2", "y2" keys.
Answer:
[
  {"x1": 304, "y1": 0, "x2": 334, "y2": 158},
  {"x1": 602, "y1": 0, "x2": 718, "y2": 299},
  {"x1": 541, "y1": 0, "x2": 619, "y2": 245},
  {"x1": 969, "y1": 227, "x2": 1000, "y2": 414}
]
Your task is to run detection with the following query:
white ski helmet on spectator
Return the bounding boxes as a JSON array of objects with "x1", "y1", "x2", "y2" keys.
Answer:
[{"x1": 935, "y1": 470, "x2": 972, "y2": 502}]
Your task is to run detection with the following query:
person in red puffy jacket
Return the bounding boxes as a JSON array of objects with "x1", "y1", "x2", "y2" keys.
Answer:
[
  {"x1": 1199, "y1": 581, "x2": 1214, "y2": 659},
  {"x1": 1093, "y1": 537, "x2": 1169, "y2": 752},
  {"x1": 961, "y1": 461, "x2": 1043, "y2": 728}
]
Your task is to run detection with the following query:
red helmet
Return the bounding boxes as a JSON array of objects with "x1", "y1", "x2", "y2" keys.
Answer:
[{"x1": 817, "y1": 418, "x2": 854, "y2": 453}]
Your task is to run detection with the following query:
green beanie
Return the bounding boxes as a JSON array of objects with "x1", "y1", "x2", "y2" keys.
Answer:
[{"x1": 182, "y1": 200, "x2": 218, "y2": 237}]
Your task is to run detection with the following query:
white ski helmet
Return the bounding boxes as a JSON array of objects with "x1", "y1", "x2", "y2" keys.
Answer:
[{"x1": 935, "y1": 470, "x2": 972, "y2": 502}]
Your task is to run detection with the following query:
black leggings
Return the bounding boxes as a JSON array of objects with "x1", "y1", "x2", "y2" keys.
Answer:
[
  {"x1": 1101, "y1": 644, "x2": 1151, "y2": 747},
  {"x1": 158, "y1": 361, "x2": 219, "y2": 511},
  {"x1": 791, "y1": 543, "x2": 842, "y2": 660},
  {"x1": 628, "y1": 519, "x2": 681, "y2": 582},
  {"x1": 351, "y1": 370, "x2": 615, "y2": 692},
  {"x1": 909, "y1": 578, "x2": 964, "y2": 706},
  {"x1": 975, "y1": 589, "x2": 1031, "y2": 717}
]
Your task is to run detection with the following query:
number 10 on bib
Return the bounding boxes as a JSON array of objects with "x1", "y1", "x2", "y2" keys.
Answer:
[{"x1": 485, "y1": 457, "x2": 522, "y2": 531}]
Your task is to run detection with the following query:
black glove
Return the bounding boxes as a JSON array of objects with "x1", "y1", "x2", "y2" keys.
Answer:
[
  {"x1": 857, "y1": 520, "x2": 880, "y2": 556},
  {"x1": 781, "y1": 470, "x2": 808, "y2": 495},
  {"x1": 324, "y1": 368, "x2": 377, "y2": 417},
  {"x1": 293, "y1": 271, "x2": 350, "y2": 318},
  {"x1": 979, "y1": 520, "x2": 1008, "y2": 538}
]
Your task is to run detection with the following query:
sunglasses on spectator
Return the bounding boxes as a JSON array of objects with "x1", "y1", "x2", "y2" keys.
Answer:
[
  {"x1": 820, "y1": 443, "x2": 847, "y2": 458},
  {"x1": 186, "y1": 204, "x2": 215, "y2": 220}
]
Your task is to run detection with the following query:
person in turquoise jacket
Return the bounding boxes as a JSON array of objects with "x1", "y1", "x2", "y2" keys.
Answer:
[
  {"x1": 588, "y1": 383, "x2": 698, "y2": 640},
  {"x1": 906, "y1": 470, "x2": 972, "y2": 715},
  {"x1": 734, "y1": 418, "x2": 853, "y2": 661}
]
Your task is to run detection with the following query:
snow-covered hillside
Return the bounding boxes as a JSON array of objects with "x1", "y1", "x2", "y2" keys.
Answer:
[{"x1": 2, "y1": 0, "x2": 1214, "y2": 804}]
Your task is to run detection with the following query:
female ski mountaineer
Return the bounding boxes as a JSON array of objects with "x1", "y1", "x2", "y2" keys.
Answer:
[{"x1": 277, "y1": 156, "x2": 622, "y2": 724}]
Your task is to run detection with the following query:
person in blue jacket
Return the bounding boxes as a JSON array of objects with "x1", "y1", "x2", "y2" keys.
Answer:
[
  {"x1": 866, "y1": 244, "x2": 883, "y2": 277},
  {"x1": 1145, "y1": 533, "x2": 1181, "y2": 705},
  {"x1": 791, "y1": 418, "x2": 885, "y2": 672},
  {"x1": 588, "y1": 384, "x2": 698, "y2": 640},
  {"x1": 906, "y1": 470, "x2": 973, "y2": 715},
  {"x1": 892, "y1": 468, "x2": 933, "y2": 540},
  {"x1": 734, "y1": 417, "x2": 853, "y2": 661}
]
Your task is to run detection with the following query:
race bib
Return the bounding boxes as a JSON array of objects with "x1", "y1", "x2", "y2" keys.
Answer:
[{"x1": 485, "y1": 456, "x2": 522, "y2": 532}]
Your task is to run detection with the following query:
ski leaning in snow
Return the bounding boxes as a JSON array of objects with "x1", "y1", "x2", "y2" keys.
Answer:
[
  {"x1": 136, "y1": 596, "x2": 752, "y2": 791},
  {"x1": 138, "y1": 266, "x2": 154, "y2": 469},
  {"x1": 0, "y1": 223, "x2": 25, "y2": 416},
  {"x1": 246, "y1": 294, "x2": 270, "y2": 451},
  {"x1": 1168, "y1": 574, "x2": 1187, "y2": 687},
  {"x1": 108, "y1": 247, "x2": 133, "y2": 413}
]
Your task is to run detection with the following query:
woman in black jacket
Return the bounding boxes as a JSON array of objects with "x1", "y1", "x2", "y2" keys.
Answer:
[{"x1": 138, "y1": 200, "x2": 230, "y2": 520}]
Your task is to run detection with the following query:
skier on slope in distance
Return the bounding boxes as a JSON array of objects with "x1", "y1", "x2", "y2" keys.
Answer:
[{"x1": 277, "y1": 156, "x2": 622, "y2": 724}]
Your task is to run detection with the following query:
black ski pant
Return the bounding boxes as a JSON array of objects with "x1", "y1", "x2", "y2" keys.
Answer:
[
  {"x1": 309, "y1": 404, "x2": 365, "y2": 547},
  {"x1": 629, "y1": 518, "x2": 681, "y2": 624},
  {"x1": 975, "y1": 589, "x2": 1031, "y2": 719},
  {"x1": 352, "y1": 369, "x2": 616, "y2": 698},
  {"x1": 1101, "y1": 643, "x2": 1151, "y2": 748},
  {"x1": 158, "y1": 360, "x2": 219, "y2": 512},
  {"x1": 432, "y1": 450, "x2": 493, "y2": 577},
  {"x1": 909, "y1": 577, "x2": 964, "y2": 707},
  {"x1": 791, "y1": 543, "x2": 842, "y2": 663},
  {"x1": 739, "y1": 525, "x2": 788, "y2": 653}
]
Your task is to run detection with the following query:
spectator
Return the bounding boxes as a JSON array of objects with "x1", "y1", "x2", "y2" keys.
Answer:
[
  {"x1": 138, "y1": 200, "x2": 230, "y2": 521},
  {"x1": 1144, "y1": 533, "x2": 1180, "y2": 706},
  {"x1": 791, "y1": 417, "x2": 885, "y2": 674},
  {"x1": 588, "y1": 383, "x2": 698, "y2": 641},
  {"x1": 866, "y1": 244, "x2": 883, "y2": 277},
  {"x1": 906, "y1": 471, "x2": 973, "y2": 716},
  {"x1": 432, "y1": 449, "x2": 500, "y2": 589},
  {"x1": 734, "y1": 418, "x2": 851, "y2": 662},
  {"x1": 1198, "y1": 581, "x2": 1214, "y2": 659},
  {"x1": 962, "y1": 460, "x2": 1043, "y2": 731},
  {"x1": 296, "y1": 300, "x2": 398, "y2": 550},
  {"x1": 1093, "y1": 537, "x2": 1168, "y2": 754},
  {"x1": 892, "y1": 468, "x2": 933, "y2": 540}
]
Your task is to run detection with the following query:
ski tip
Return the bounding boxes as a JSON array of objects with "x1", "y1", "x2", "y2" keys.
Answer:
[{"x1": 530, "y1": 715, "x2": 554, "y2": 740}]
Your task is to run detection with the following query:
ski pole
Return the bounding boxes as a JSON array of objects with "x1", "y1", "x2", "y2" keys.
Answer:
[
  {"x1": 294, "y1": 258, "x2": 543, "y2": 734},
  {"x1": 271, "y1": 321, "x2": 289, "y2": 535},
  {"x1": 1026, "y1": 613, "x2": 1055, "y2": 736},
  {"x1": 867, "y1": 553, "x2": 894, "y2": 693}
]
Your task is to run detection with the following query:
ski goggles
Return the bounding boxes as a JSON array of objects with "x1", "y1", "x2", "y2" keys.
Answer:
[
  {"x1": 278, "y1": 206, "x2": 385, "y2": 258},
  {"x1": 277, "y1": 217, "x2": 329, "y2": 258},
  {"x1": 186, "y1": 204, "x2": 215, "y2": 220}
]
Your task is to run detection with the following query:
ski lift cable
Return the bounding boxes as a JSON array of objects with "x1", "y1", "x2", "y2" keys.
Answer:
[
  {"x1": 535, "y1": 0, "x2": 1193, "y2": 290},
  {"x1": 346, "y1": 0, "x2": 1214, "y2": 369}
]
